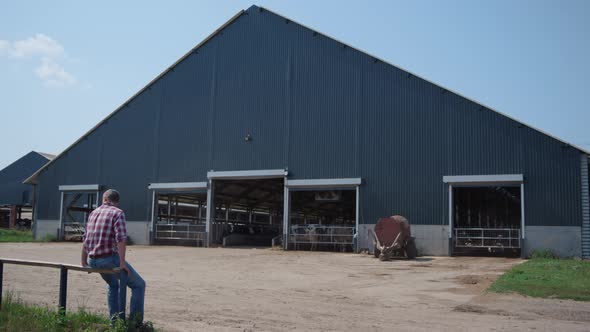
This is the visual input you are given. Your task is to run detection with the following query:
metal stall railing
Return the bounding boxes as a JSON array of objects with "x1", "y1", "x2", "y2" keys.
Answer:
[
  {"x1": 289, "y1": 225, "x2": 355, "y2": 250},
  {"x1": 155, "y1": 223, "x2": 206, "y2": 243},
  {"x1": 210, "y1": 218, "x2": 281, "y2": 245},
  {"x1": 0, "y1": 258, "x2": 127, "y2": 319},
  {"x1": 454, "y1": 228, "x2": 521, "y2": 249}
]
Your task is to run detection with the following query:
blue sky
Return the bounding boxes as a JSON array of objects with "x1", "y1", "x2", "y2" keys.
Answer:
[{"x1": 1, "y1": 0, "x2": 589, "y2": 170}]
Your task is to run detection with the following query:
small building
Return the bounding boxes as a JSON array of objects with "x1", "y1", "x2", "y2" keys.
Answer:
[
  {"x1": 0, "y1": 151, "x2": 54, "y2": 228},
  {"x1": 25, "y1": 6, "x2": 589, "y2": 258}
]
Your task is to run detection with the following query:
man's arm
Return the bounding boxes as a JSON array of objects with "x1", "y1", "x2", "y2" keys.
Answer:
[
  {"x1": 81, "y1": 246, "x2": 88, "y2": 267},
  {"x1": 114, "y1": 212, "x2": 129, "y2": 273},
  {"x1": 117, "y1": 241, "x2": 129, "y2": 273}
]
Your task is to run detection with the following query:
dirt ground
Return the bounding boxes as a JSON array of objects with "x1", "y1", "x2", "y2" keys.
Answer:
[{"x1": 1, "y1": 243, "x2": 589, "y2": 331}]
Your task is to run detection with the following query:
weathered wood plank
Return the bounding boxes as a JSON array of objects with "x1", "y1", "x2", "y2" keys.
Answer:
[{"x1": 0, "y1": 258, "x2": 120, "y2": 274}]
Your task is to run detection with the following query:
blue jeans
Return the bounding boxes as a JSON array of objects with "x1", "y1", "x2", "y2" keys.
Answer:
[{"x1": 88, "y1": 254, "x2": 146, "y2": 322}]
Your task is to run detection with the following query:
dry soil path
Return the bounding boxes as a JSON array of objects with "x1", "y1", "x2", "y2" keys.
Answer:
[{"x1": 1, "y1": 243, "x2": 589, "y2": 331}]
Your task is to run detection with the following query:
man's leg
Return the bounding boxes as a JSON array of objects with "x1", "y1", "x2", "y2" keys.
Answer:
[
  {"x1": 125, "y1": 261, "x2": 146, "y2": 323},
  {"x1": 88, "y1": 256, "x2": 120, "y2": 321},
  {"x1": 102, "y1": 273, "x2": 120, "y2": 321}
]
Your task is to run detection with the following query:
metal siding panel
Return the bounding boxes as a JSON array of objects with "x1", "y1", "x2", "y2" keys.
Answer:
[
  {"x1": 157, "y1": 52, "x2": 211, "y2": 182},
  {"x1": 37, "y1": 82, "x2": 162, "y2": 221},
  {"x1": 580, "y1": 155, "x2": 589, "y2": 258},
  {"x1": 96, "y1": 85, "x2": 160, "y2": 220},
  {"x1": 359, "y1": 60, "x2": 447, "y2": 226},
  {"x1": 210, "y1": 11, "x2": 287, "y2": 171},
  {"x1": 287, "y1": 21, "x2": 362, "y2": 179},
  {"x1": 37, "y1": 162, "x2": 63, "y2": 220}
]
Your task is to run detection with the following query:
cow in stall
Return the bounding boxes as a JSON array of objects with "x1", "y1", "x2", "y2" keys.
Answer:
[{"x1": 331, "y1": 226, "x2": 354, "y2": 252}]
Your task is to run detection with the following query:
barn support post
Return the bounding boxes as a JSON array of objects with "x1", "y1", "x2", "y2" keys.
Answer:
[
  {"x1": 58, "y1": 191, "x2": 64, "y2": 240},
  {"x1": 150, "y1": 190, "x2": 156, "y2": 244},
  {"x1": 448, "y1": 184, "x2": 453, "y2": 256},
  {"x1": 205, "y1": 179, "x2": 214, "y2": 247},
  {"x1": 283, "y1": 185, "x2": 290, "y2": 250},
  {"x1": 8, "y1": 205, "x2": 16, "y2": 229},
  {"x1": 520, "y1": 182, "x2": 526, "y2": 258},
  {"x1": 581, "y1": 154, "x2": 590, "y2": 259},
  {"x1": 355, "y1": 186, "x2": 360, "y2": 253},
  {"x1": 0, "y1": 262, "x2": 3, "y2": 310},
  {"x1": 32, "y1": 184, "x2": 38, "y2": 239}
]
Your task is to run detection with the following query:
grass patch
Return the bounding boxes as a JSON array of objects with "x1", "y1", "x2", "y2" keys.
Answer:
[
  {"x1": 0, "y1": 293, "x2": 156, "y2": 331},
  {"x1": 0, "y1": 229, "x2": 35, "y2": 242},
  {"x1": 489, "y1": 258, "x2": 590, "y2": 301},
  {"x1": 0, "y1": 228, "x2": 57, "y2": 242}
]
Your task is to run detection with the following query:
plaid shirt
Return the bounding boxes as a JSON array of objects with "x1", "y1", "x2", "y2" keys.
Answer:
[{"x1": 83, "y1": 202, "x2": 127, "y2": 257}]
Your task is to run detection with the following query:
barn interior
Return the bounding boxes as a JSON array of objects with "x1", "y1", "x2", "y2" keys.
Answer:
[
  {"x1": 452, "y1": 186, "x2": 522, "y2": 256},
  {"x1": 60, "y1": 191, "x2": 97, "y2": 241},
  {"x1": 211, "y1": 178, "x2": 284, "y2": 246},
  {"x1": 0, "y1": 205, "x2": 32, "y2": 229},
  {"x1": 289, "y1": 189, "x2": 356, "y2": 251},
  {"x1": 154, "y1": 192, "x2": 207, "y2": 245}
]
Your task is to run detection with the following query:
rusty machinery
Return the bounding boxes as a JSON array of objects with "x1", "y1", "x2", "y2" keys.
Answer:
[{"x1": 370, "y1": 215, "x2": 417, "y2": 261}]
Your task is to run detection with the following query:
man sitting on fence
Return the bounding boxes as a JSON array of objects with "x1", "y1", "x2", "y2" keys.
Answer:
[{"x1": 81, "y1": 189, "x2": 146, "y2": 324}]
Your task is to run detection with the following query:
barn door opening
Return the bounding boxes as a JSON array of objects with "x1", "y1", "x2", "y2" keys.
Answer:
[
  {"x1": 452, "y1": 186, "x2": 522, "y2": 256},
  {"x1": 153, "y1": 192, "x2": 207, "y2": 245},
  {"x1": 148, "y1": 182, "x2": 208, "y2": 246},
  {"x1": 288, "y1": 189, "x2": 356, "y2": 252},
  {"x1": 58, "y1": 186, "x2": 100, "y2": 241},
  {"x1": 210, "y1": 177, "x2": 284, "y2": 247}
]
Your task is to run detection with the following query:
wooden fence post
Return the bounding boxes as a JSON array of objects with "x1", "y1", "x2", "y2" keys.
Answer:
[
  {"x1": 58, "y1": 266, "x2": 68, "y2": 315},
  {"x1": 0, "y1": 261, "x2": 3, "y2": 310}
]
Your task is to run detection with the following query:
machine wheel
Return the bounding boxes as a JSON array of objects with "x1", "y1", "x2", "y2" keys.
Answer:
[
  {"x1": 405, "y1": 238, "x2": 417, "y2": 259},
  {"x1": 373, "y1": 245, "x2": 381, "y2": 258}
]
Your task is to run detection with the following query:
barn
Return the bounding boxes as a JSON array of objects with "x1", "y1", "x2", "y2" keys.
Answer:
[
  {"x1": 0, "y1": 151, "x2": 53, "y2": 229},
  {"x1": 25, "y1": 5, "x2": 589, "y2": 258}
]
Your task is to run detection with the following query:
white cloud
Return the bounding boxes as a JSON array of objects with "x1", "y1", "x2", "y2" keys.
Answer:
[
  {"x1": 10, "y1": 34, "x2": 64, "y2": 58},
  {"x1": 0, "y1": 40, "x2": 9, "y2": 55},
  {"x1": 35, "y1": 57, "x2": 76, "y2": 87},
  {"x1": 0, "y1": 34, "x2": 75, "y2": 87}
]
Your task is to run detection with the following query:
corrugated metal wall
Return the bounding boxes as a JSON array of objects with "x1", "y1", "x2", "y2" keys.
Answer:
[
  {"x1": 582, "y1": 155, "x2": 590, "y2": 258},
  {"x1": 36, "y1": 5, "x2": 583, "y2": 228}
]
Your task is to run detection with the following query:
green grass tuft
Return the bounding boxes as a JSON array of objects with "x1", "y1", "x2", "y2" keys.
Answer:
[
  {"x1": 530, "y1": 249, "x2": 558, "y2": 259},
  {"x1": 1, "y1": 292, "x2": 111, "y2": 331},
  {"x1": 0, "y1": 292, "x2": 157, "y2": 331},
  {"x1": 489, "y1": 258, "x2": 590, "y2": 301},
  {"x1": 0, "y1": 229, "x2": 35, "y2": 242},
  {"x1": 0, "y1": 228, "x2": 58, "y2": 242}
]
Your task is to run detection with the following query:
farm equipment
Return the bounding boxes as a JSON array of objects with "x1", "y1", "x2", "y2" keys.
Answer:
[{"x1": 370, "y1": 215, "x2": 417, "y2": 261}]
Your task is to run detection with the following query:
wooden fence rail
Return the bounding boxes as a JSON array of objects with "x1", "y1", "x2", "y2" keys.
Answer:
[{"x1": 0, "y1": 258, "x2": 127, "y2": 320}]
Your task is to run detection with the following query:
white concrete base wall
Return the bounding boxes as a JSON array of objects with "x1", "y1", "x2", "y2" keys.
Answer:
[
  {"x1": 357, "y1": 224, "x2": 375, "y2": 252},
  {"x1": 357, "y1": 224, "x2": 449, "y2": 256},
  {"x1": 34, "y1": 220, "x2": 60, "y2": 240},
  {"x1": 524, "y1": 226, "x2": 581, "y2": 258},
  {"x1": 126, "y1": 221, "x2": 150, "y2": 245},
  {"x1": 37, "y1": 219, "x2": 580, "y2": 257},
  {"x1": 412, "y1": 225, "x2": 449, "y2": 256}
]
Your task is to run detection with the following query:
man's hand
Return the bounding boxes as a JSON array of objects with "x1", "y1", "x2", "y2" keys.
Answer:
[
  {"x1": 120, "y1": 261, "x2": 131, "y2": 274},
  {"x1": 117, "y1": 240, "x2": 129, "y2": 274}
]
